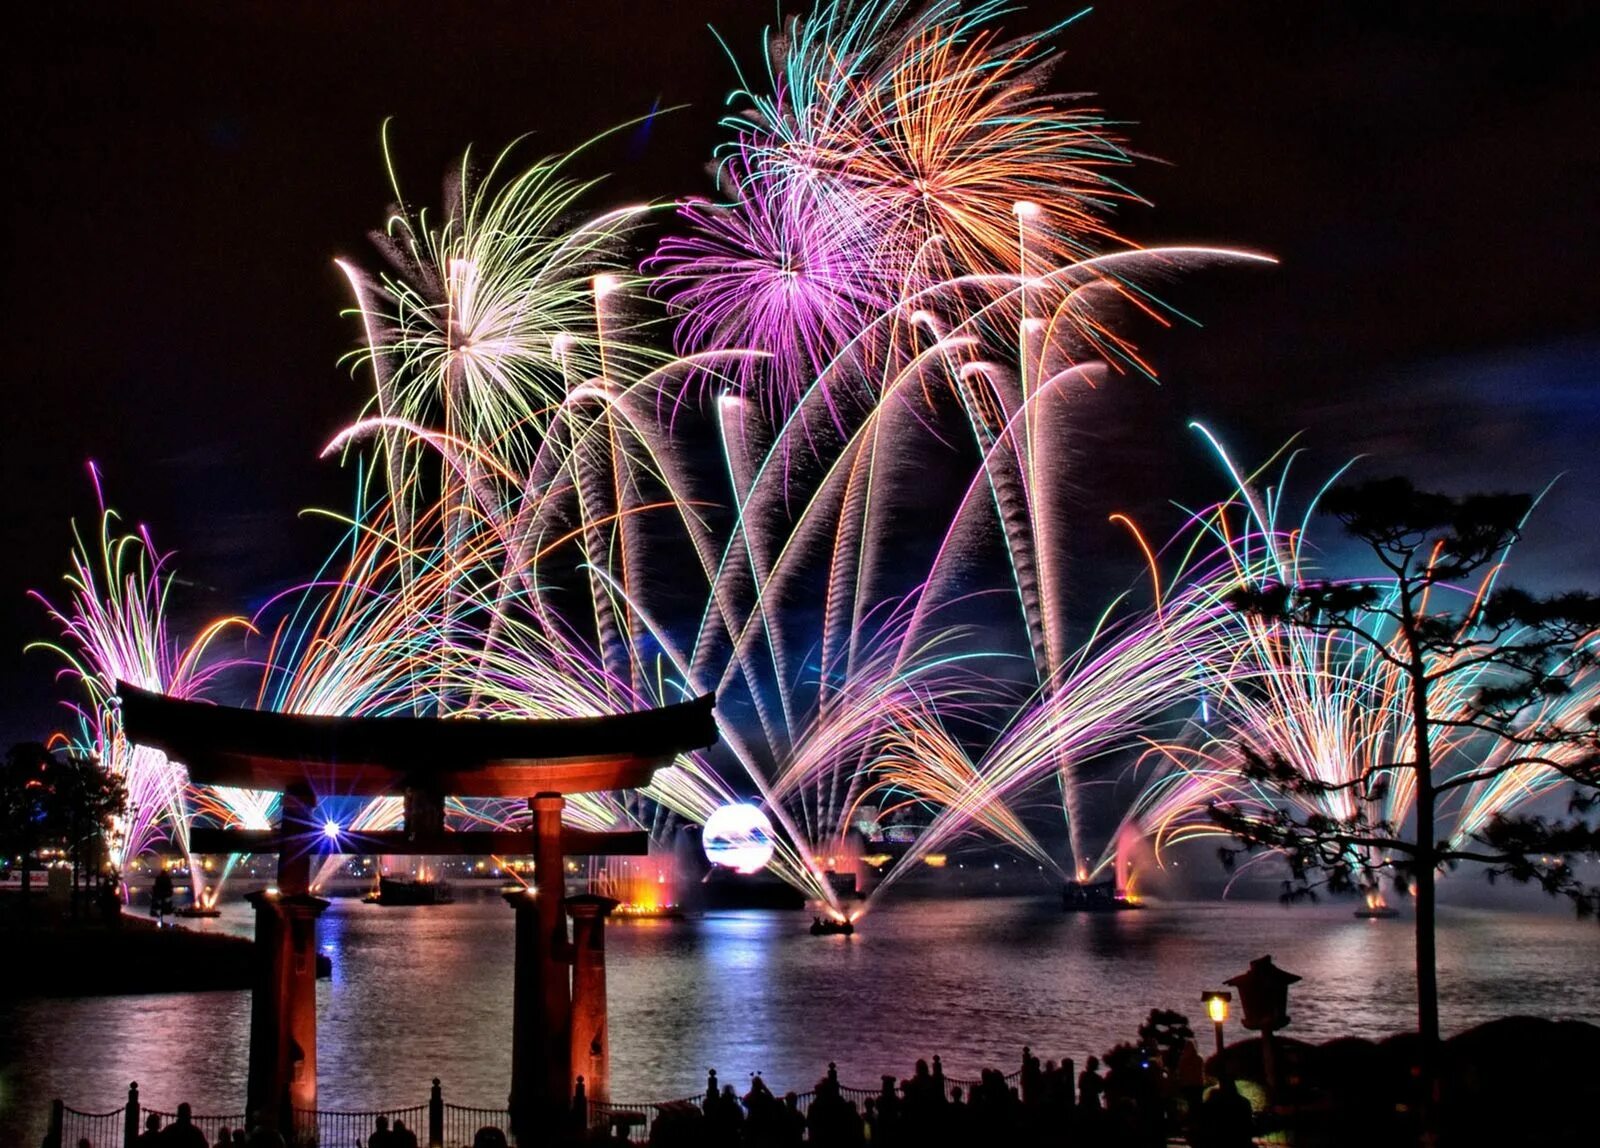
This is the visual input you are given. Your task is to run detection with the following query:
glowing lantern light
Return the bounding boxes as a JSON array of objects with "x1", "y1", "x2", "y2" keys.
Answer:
[
  {"x1": 1201, "y1": 990, "x2": 1232, "y2": 1058},
  {"x1": 702, "y1": 803, "x2": 775, "y2": 874}
]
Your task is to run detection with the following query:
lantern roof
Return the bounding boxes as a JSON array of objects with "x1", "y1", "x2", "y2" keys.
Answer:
[{"x1": 1225, "y1": 955, "x2": 1303, "y2": 990}]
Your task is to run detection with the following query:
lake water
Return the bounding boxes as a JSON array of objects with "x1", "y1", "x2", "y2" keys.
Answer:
[{"x1": 4, "y1": 893, "x2": 1598, "y2": 1143}]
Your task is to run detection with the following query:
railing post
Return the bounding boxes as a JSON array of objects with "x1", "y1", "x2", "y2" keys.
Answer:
[
  {"x1": 124, "y1": 1082, "x2": 140, "y2": 1148},
  {"x1": 45, "y1": 1099, "x2": 63, "y2": 1148},
  {"x1": 429, "y1": 1077, "x2": 444, "y2": 1148}
]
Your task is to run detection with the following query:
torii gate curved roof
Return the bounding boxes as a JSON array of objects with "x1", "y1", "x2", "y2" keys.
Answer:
[{"x1": 116, "y1": 682, "x2": 717, "y2": 797}]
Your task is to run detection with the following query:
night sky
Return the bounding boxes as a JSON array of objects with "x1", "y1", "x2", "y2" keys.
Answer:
[{"x1": 3, "y1": 0, "x2": 1597, "y2": 745}]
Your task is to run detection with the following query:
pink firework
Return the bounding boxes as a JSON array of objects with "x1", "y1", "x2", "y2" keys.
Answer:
[{"x1": 648, "y1": 153, "x2": 890, "y2": 423}]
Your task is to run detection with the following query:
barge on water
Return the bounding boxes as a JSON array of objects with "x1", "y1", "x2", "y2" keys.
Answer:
[
  {"x1": 365, "y1": 875, "x2": 455, "y2": 906},
  {"x1": 1061, "y1": 878, "x2": 1142, "y2": 912}
]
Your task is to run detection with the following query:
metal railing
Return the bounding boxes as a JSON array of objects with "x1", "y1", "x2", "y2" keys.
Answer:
[
  {"x1": 42, "y1": 1081, "x2": 444, "y2": 1148},
  {"x1": 141, "y1": 1105, "x2": 250, "y2": 1145},
  {"x1": 585, "y1": 1094, "x2": 705, "y2": 1143},
  {"x1": 440, "y1": 1101, "x2": 514, "y2": 1148},
  {"x1": 579, "y1": 1070, "x2": 1025, "y2": 1144},
  {"x1": 292, "y1": 1102, "x2": 428, "y2": 1148},
  {"x1": 45, "y1": 1085, "x2": 248, "y2": 1148},
  {"x1": 46, "y1": 1068, "x2": 1035, "y2": 1147},
  {"x1": 51, "y1": 1101, "x2": 124, "y2": 1148}
]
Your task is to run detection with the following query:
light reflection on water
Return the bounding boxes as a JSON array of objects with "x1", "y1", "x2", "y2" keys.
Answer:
[{"x1": 3, "y1": 894, "x2": 1597, "y2": 1142}]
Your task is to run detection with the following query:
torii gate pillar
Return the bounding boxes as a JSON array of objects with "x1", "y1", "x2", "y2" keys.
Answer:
[
  {"x1": 506, "y1": 792, "x2": 574, "y2": 1137},
  {"x1": 246, "y1": 788, "x2": 327, "y2": 1131},
  {"x1": 567, "y1": 894, "x2": 619, "y2": 1106},
  {"x1": 245, "y1": 890, "x2": 328, "y2": 1130}
]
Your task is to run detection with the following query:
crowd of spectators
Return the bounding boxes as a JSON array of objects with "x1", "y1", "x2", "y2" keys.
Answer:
[
  {"x1": 74, "y1": 1027, "x2": 1255, "y2": 1147},
  {"x1": 603, "y1": 1044, "x2": 1254, "y2": 1147}
]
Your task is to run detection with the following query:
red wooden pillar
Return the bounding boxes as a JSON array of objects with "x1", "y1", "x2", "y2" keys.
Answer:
[
  {"x1": 566, "y1": 895, "x2": 618, "y2": 1106},
  {"x1": 247, "y1": 786, "x2": 327, "y2": 1135},
  {"x1": 245, "y1": 890, "x2": 328, "y2": 1133},
  {"x1": 506, "y1": 792, "x2": 572, "y2": 1140}
]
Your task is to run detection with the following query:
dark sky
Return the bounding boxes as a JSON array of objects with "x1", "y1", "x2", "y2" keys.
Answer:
[{"x1": 3, "y1": 0, "x2": 1598, "y2": 745}]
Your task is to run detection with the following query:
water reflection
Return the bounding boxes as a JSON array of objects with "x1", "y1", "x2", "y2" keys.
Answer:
[{"x1": 3, "y1": 895, "x2": 1596, "y2": 1145}]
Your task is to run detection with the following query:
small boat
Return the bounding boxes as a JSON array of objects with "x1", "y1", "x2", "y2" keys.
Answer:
[
  {"x1": 612, "y1": 903, "x2": 686, "y2": 921},
  {"x1": 368, "y1": 875, "x2": 454, "y2": 906},
  {"x1": 1062, "y1": 879, "x2": 1142, "y2": 912},
  {"x1": 1354, "y1": 901, "x2": 1400, "y2": 919},
  {"x1": 1354, "y1": 892, "x2": 1400, "y2": 919},
  {"x1": 176, "y1": 905, "x2": 222, "y2": 919},
  {"x1": 809, "y1": 916, "x2": 855, "y2": 936}
]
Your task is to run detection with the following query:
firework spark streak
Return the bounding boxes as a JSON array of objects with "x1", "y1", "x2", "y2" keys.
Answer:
[
  {"x1": 1103, "y1": 430, "x2": 1598, "y2": 897},
  {"x1": 30, "y1": 467, "x2": 250, "y2": 877},
  {"x1": 652, "y1": 0, "x2": 1139, "y2": 423}
]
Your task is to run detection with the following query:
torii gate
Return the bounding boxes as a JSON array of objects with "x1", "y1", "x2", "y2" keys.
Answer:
[{"x1": 117, "y1": 682, "x2": 717, "y2": 1140}]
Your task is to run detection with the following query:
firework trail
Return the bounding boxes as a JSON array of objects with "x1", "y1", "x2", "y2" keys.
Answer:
[
  {"x1": 335, "y1": 128, "x2": 656, "y2": 719},
  {"x1": 281, "y1": 21, "x2": 1270, "y2": 900},
  {"x1": 30, "y1": 467, "x2": 249, "y2": 877},
  {"x1": 653, "y1": 0, "x2": 1138, "y2": 422},
  {"x1": 649, "y1": 0, "x2": 1273, "y2": 876},
  {"x1": 1107, "y1": 430, "x2": 1600, "y2": 897}
]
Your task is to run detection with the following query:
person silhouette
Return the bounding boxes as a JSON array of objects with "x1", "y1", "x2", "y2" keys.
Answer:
[
  {"x1": 366, "y1": 1116, "x2": 391, "y2": 1148},
  {"x1": 1176, "y1": 1039, "x2": 1206, "y2": 1124},
  {"x1": 150, "y1": 869, "x2": 175, "y2": 925},
  {"x1": 135, "y1": 1114, "x2": 162, "y2": 1148},
  {"x1": 781, "y1": 1092, "x2": 806, "y2": 1147},
  {"x1": 1198, "y1": 1077, "x2": 1253, "y2": 1148},
  {"x1": 389, "y1": 1120, "x2": 418, "y2": 1148},
  {"x1": 1078, "y1": 1056, "x2": 1106, "y2": 1110},
  {"x1": 158, "y1": 1104, "x2": 206, "y2": 1148}
]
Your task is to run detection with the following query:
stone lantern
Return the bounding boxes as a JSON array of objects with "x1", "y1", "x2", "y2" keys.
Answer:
[
  {"x1": 1224, "y1": 954, "x2": 1302, "y2": 1105},
  {"x1": 1225, "y1": 954, "x2": 1301, "y2": 1032}
]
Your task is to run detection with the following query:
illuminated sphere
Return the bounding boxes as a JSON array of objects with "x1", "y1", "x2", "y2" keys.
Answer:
[{"x1": 702, "y1": 803, "x2": 776, "y2": 874}]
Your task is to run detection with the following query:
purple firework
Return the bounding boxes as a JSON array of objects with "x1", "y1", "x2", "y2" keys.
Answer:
[{"x1": 648, "y1": 155, "x2": 890, "y2": 425}]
